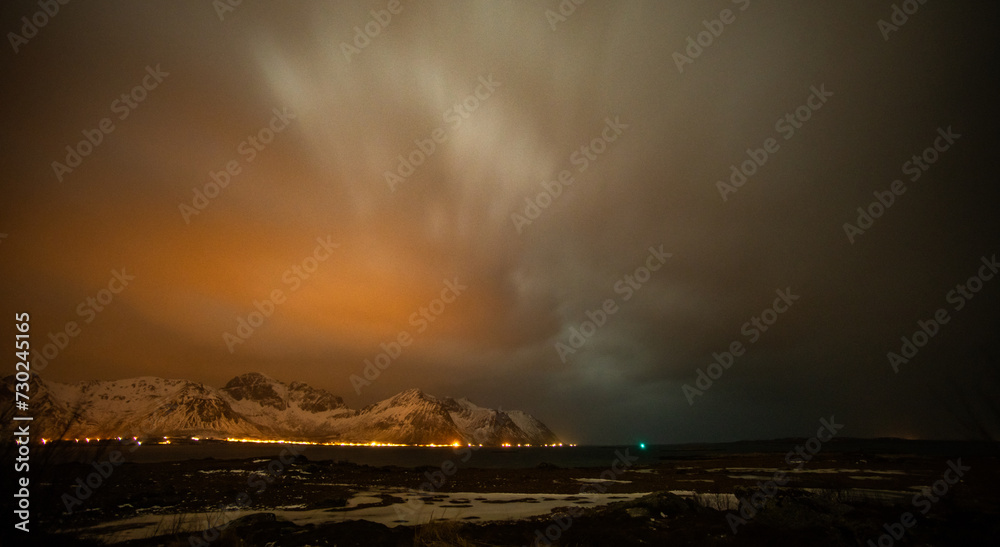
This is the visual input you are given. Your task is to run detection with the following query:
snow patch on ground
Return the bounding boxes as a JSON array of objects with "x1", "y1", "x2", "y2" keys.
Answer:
[{"x1": 71, "y1": 491, "x2": 652, "y2": 542}]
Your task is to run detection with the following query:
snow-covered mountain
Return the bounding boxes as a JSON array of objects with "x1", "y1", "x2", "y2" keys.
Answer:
[{"x1": 1, "y1": 373, "x2": 560, "y2": 446}]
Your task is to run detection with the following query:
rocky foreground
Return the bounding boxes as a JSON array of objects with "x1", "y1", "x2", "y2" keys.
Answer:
[{"x1": 3, "y1": 442, "x2": 999, "y2": 546}]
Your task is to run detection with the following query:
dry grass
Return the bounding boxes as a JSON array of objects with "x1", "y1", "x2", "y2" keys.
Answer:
[{"x1": 413, "y1": 518, "x2": 479, "y2": 547}]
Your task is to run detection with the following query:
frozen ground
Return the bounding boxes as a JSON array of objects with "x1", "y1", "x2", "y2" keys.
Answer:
[{"x1": 67, "y1": 490, "x2": 653, "y2": 542}]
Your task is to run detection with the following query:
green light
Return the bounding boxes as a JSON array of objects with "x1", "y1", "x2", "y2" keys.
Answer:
[{"x1": 639, "y1": 443, "x2": 646, "y2": 449}]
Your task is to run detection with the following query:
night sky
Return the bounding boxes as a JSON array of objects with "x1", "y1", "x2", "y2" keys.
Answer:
[{"x1": 2, "y1": 1, "x2": 998, "y2": 444}]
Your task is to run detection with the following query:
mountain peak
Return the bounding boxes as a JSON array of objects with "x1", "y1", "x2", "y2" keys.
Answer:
[
  {"x1": 223, "y1": 373, "x2": 285, "y2": 410},
  {"x1": 386, "y1": 388, "x2": 434, "y2": 404},
  {"x1": 224, "y1": 372, "x2": 275, "y2": 387}
]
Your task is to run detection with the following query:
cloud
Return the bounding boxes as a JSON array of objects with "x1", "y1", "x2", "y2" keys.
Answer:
[{"x1": 2, "y1": 0, "x2": 998, "y2": 443}]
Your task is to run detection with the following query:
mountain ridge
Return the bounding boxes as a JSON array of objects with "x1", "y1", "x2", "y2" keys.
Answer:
[{"x1": 1, "y1": 373, "x2": 560, "y2": 446}]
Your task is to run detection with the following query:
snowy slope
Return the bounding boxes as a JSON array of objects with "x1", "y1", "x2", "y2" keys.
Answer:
[
  {"x1": 506, "y1": 410, "x2": 561, "y2": 444},
  {"x1": 442, "y1": 397, "x2": 558, "y2": 445},
  {"x1": 1, "y1": 374, "x2": 560, "y2": 445},
  {"x1": 221, "y1": 373, "x2": 352, "y2": 439},
  {"x1": 332, "y1": 388, "x2": 467, "y2": 444},
  {"x1": 6, "y1": 376, "x2": 263, "y2": 439}
]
